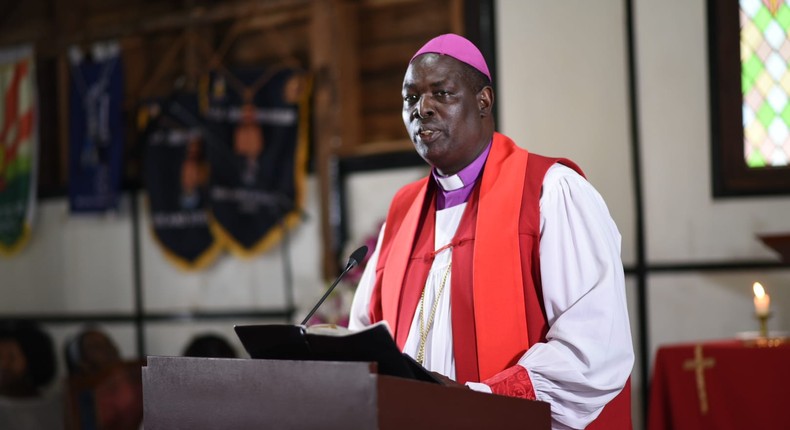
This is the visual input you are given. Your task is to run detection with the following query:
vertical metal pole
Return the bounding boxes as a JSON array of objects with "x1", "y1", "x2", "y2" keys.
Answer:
[
  {"x1": 130, "y1": 190, "x2": 146, "y2": 357},
  {"x1": 624, "y1": 0, "x2": 650, "y2": 423},
  {"x1": 281, "y1": 217, "x2": 296, "y2": 322}
]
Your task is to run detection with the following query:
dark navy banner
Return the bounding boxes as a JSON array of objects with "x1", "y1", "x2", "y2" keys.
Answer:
[
  {"x1": 141, "y1": 92, "x2": 223, "y2": 270},
  {"x1": 68, "y1": 41, "x2": 124, "y2": 213},
  {"x1": 202, "y1": 67, "x2": 310, "y2": 257}
]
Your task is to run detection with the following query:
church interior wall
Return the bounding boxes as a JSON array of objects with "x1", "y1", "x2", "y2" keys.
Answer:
[
  {"x1": 497, "y1": 0, "x2": 790, "y2": 427},
  {"x1": 632, "y1": 0, "x2": 790, "y2": 356},
  {"x1": 1, "y1": 1, "x2": 789, "y2": 428}
]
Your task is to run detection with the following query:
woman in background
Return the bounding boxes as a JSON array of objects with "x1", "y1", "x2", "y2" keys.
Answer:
[{"x1": 63, "y1": 326, "x2": 142, "y2": 430}]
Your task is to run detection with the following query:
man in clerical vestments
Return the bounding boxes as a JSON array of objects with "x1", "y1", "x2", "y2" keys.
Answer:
[{"x1": 349, "y1": 34, "x2": 634, "y2": 430}]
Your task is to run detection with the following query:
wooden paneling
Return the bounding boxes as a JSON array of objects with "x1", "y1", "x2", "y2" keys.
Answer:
[
  {"x1": 354, "y1": 0, "x2": 462, "y2": 152},
  {"x1": 359, "y1": 0, "x2": 456, "y2": 45},
  {"x1": 362, "y1": 112, "x2": 409, "y2": 145}
]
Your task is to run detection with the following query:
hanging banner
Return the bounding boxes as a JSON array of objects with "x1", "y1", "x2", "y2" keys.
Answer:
[
  {"x1": 202, "y1": 67, "x2": 310, "y2": 257},
  {"x1": 140, "y1": 92, "x2": 223, "y2": 270},
  {"x1": 0, "y1": 45, "x2": 38, "y2": 256},
  {"x1": 68, "y1": 41, "x2": 124, "y2": 213}
]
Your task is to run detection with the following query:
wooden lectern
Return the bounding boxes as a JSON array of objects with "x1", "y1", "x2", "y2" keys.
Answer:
[{"x1": 143, "y1": 356, "x2": 550, "y2": 429}]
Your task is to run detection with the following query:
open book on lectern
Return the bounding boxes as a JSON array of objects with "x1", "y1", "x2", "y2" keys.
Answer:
[{"x1": 234, "y1": 321, "x2": 440, "y2": 384}]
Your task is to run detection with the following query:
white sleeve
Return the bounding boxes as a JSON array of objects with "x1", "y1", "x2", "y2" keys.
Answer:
[
  {"x1": 518, "y1": 164, "x2": 633, "y2": 429},
  {"x1": 348, "y1": 224, "x2": 386, "y2": 331}
]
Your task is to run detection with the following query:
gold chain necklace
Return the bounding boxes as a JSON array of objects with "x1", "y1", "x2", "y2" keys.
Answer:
[{"x1": 416, "y1": 262, "x2": 452, "y2": 366}]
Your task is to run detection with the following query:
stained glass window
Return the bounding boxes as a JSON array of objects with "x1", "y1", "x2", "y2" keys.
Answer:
[
  {"x1": 709, "y1": 0, "x2": 789, "y2": 196},
  {"x1": 740, "y1": 0, "x2": 790, "y2": 168}
]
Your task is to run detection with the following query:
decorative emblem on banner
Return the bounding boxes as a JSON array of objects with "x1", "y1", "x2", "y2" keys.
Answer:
[
  {"x1": 68, "y1": 41, "x2": 125, "y2": 213},
  {"x1": 0, "y1": 45, "x2": 37, "y2": 256},
  {"x1": 140, "y1": 92, "x2": 224, "y2": 270},
  {"x1": 202, "y1": 66, "x2": 310, "y2": 257}
]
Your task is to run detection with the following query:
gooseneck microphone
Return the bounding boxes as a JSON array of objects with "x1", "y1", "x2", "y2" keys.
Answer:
[{"x1": 300, "y1": 245, "x2": 369, "y2": 325}]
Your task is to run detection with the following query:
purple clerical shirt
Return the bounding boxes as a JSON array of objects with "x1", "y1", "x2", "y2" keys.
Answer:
[{"x1": 432, "y1": 140, "x2": 492, "y2": 210}]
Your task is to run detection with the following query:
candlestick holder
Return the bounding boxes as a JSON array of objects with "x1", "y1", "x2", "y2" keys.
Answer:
[
  {"x1": 741, "y1": 313, "x2": 785, "y2": 348},
  {"x1": 756, "y1": 312, "x2": 771, "y2": 338}
]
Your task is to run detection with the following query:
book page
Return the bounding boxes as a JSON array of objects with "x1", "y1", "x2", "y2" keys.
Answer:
[{"x1": 305, "y1": 320, "x2": 392, "y2": 337}]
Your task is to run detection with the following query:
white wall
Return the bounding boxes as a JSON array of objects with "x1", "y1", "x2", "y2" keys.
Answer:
[
  {"x1": 1, "y1": 199, "x2": 136, "y2": 314},
  {"x1": 496, "y1": 0, "x2": 636, "y2": 266}
]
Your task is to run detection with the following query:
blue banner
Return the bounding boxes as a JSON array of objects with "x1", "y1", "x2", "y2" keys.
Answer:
[{"x1": 68, "y1": 41, "x2": 124, "y2": 213}]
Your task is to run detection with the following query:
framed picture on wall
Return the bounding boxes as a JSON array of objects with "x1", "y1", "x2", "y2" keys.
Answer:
[{"x1": 709, "y1": 0, "x2": 790, "y2": 196}]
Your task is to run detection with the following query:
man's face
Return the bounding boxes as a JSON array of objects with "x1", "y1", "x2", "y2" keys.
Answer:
[{"x1": 402, "y1": 54, "x2": 491, "y2": 175}]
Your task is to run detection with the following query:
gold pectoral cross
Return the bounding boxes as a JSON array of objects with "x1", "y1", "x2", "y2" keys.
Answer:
[{"x1": 682, "y1": 344, "x2": 715, "y2": 415}]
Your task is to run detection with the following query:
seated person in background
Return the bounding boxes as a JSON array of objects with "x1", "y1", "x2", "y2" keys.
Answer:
[
  {"x1": 182, "y1": 333, "x2": 238, "y2": 358},
  {"x1": 64, "y1": 327, "x2": 122, "y2": 376},
  {"x1": 0, "y1": 319, "x2": 63, "y2": 430},
  {"x1": 63, "y1": 327, "x2": 142, "y2": 430}
]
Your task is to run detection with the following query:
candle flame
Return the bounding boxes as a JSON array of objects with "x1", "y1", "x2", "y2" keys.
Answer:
[{"x1": 753, "y1": 282, "x2": 765, "y2": 298}]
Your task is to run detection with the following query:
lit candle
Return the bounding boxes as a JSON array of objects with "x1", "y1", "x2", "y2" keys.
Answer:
[{"x1": 753, "y1": 282, "x2": 771, "y2": 317}]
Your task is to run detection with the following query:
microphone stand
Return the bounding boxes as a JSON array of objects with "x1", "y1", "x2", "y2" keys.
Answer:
[
  {"x1": 300, "y1": 261, "x2": 355, "y2": 326},
  {"x1": 276, "y1": 199, "x2": 296, "y2": 322},
  {"x1": 300, "y1": 245, "x2": 368, "y2": 326}
]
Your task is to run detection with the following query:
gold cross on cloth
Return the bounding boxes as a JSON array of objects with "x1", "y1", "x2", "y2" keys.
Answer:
[{"x1": 682, "y1": 344, "x2": 716, "y2": 415}]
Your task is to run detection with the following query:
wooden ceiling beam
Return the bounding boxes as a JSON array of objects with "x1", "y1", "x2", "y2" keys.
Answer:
[
  {"x1": 140, "y1": 0, "x2": 310, "y2": 33},
  {"x1": 3, "y1": 0, "x2": 312, "y2": 57}
]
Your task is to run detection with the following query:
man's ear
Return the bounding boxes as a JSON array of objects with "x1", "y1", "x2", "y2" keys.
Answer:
[{"x1": 478, "y1": 86, "x2": 494, "y2": 117}]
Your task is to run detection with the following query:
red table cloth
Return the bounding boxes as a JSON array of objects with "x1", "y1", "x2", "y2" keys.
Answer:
[{"x1": 648, "y1": 339, "x2": 790, "y2": 430}]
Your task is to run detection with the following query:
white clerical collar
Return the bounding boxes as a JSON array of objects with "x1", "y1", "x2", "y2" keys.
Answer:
[{"x1": 435, "y1": 173, "x2": 464, "y2": 191}]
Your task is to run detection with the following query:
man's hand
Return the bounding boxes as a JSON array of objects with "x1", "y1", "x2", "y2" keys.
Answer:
[{"x1": 430, "y1": 371, "x2": 470, "y2": 389}]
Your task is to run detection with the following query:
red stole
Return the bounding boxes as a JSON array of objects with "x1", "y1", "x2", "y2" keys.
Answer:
[
  {"x1": 368, "y1": 132, "x2": 631, "y2": 428},
  {"x1": 372, "y1": 132, "x2": 532, "y2": 382}
]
